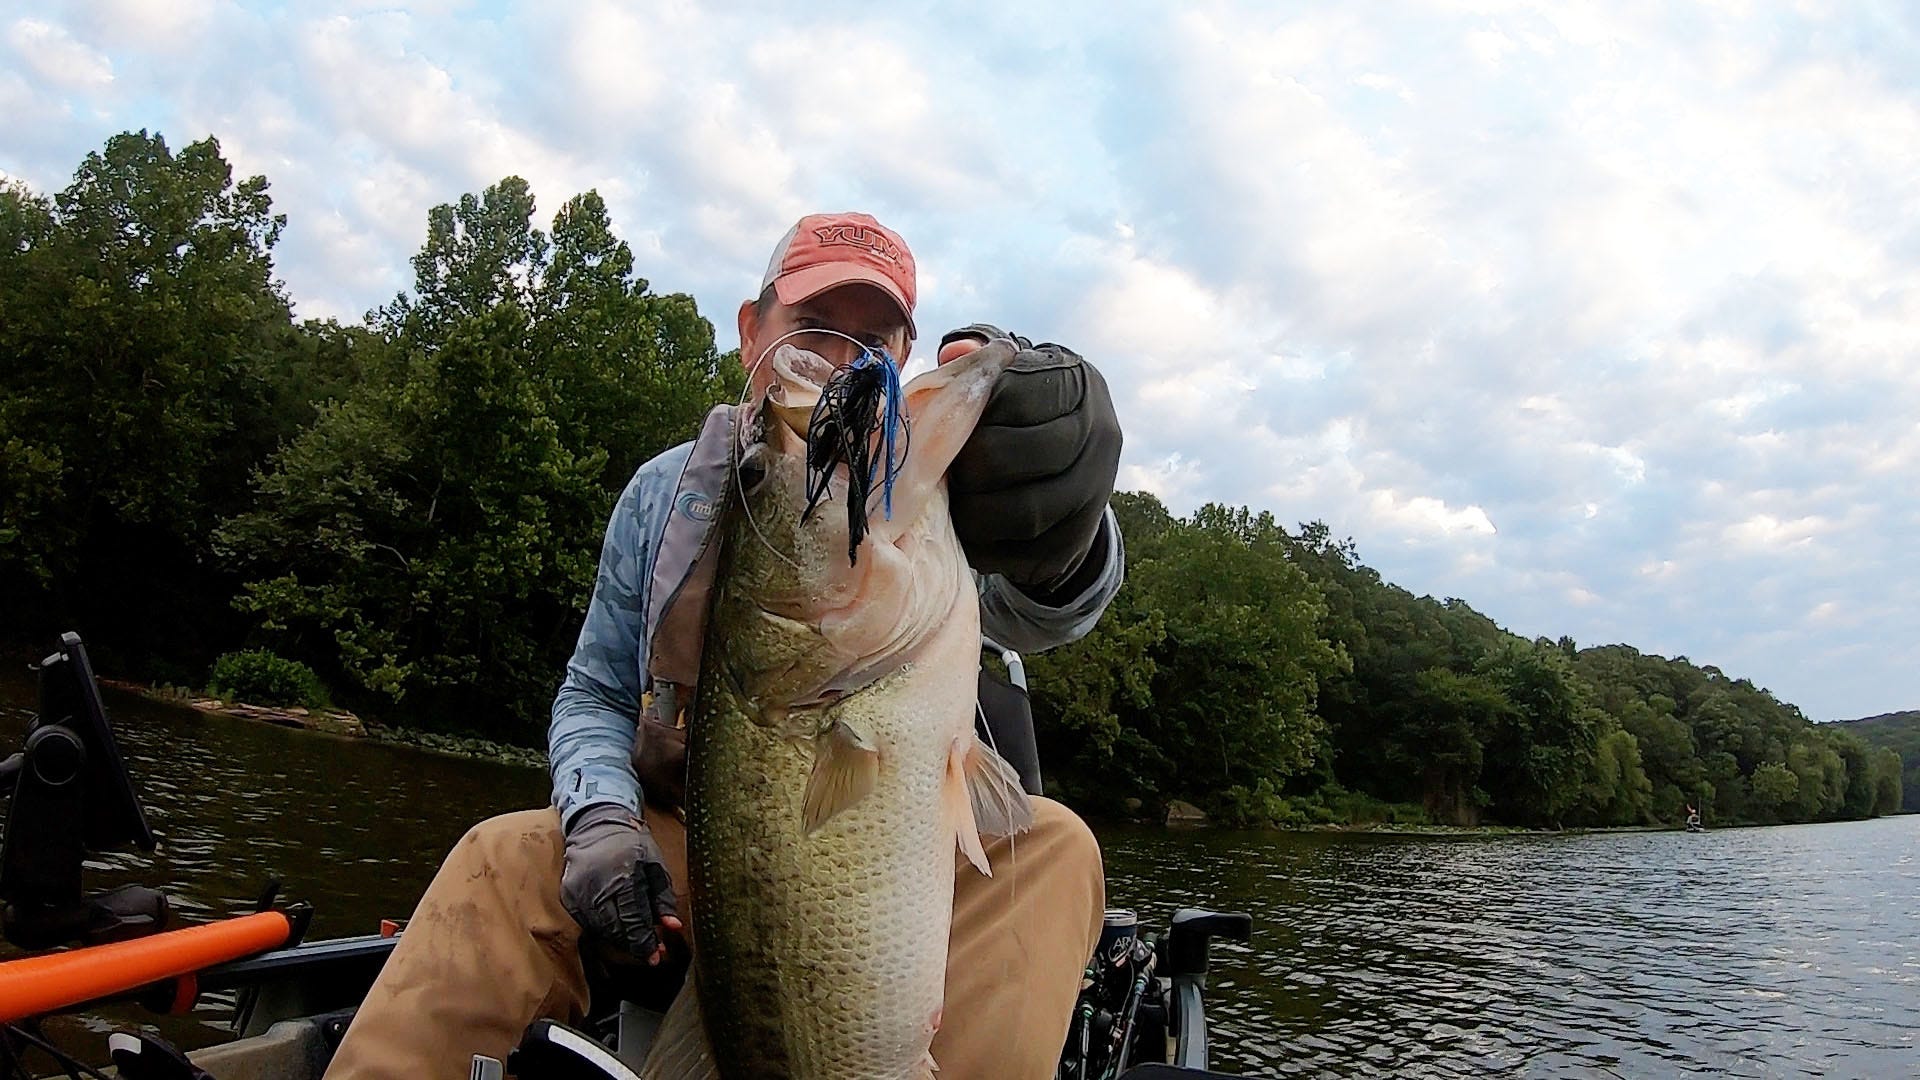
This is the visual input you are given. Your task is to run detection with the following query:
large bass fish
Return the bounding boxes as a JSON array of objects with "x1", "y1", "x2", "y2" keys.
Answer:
[{"x1": 643, "y1": 339, "x2": 1034, "y2": 1079}]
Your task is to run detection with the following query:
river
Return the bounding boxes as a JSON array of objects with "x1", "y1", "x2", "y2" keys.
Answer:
[{"x1": 0, "y1": 675, "x2": 1914, "y2": 1077}]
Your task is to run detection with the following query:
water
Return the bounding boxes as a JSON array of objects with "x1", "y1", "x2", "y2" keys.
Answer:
[
  {"x1": 0, "y1": 672, "x2": 550, "y2": 1063},
  {"x1": 1104, "y1": 822, "x2": 1920, "y2": 1077},
  {"x1": 2, "y1": 673, "x2": 1916, "y2": 1077}
]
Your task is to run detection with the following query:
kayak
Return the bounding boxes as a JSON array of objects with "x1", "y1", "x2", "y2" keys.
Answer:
[
  {"x1": 0, "y1": 633, "x2": 1256, "y2": 1079},
  {"x1": 144, "y1": 905, "x2": 1252, "y2": 1080}
]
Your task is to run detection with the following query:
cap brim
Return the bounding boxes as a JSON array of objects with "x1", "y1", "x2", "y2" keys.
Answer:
[{"x1": 771, "y1": 263, "x2": 916, "y2": 338}]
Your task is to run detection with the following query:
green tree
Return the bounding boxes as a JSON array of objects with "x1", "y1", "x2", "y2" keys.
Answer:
[
  {"x1": 1831, "y1": 731, "x2": 1878, "y2": 820},
  {"x1": 531, "y1": 191, "x2": 734, "y2": 491},
  {"x1": 0, "y1": 132, "x2": 299, "y2": 672},
  {"x1": 1390, "y1": 667, "x2": 1504, "y2": 823},
  {"x1": 1838, "y1": 712, "x2": 1920, "y2": 813},
  {"x1": 1581, "y1": 726, "x2": 1655, "y2": 825},
  {"x1": 1747, "y1": 761, "x2": 1799, "y2": 823},
  {"x1": 1785, "y1": 738, "x2": 1845, "y2": 821},
  {"x1": 375, "y1": 177, "x2": 548, "y2": 340},
  {"x1": 1869, "y1": 747, "x2": 1903, "y2": 816},
  {"x1": 1028, "y1": 499, "x2": 1346, "y2": 811},
  {"x1": 220, "y1": 178, "x2": 727, "y2": 738},
  {"x1": 1617, "y1": 697, "x2": 1702, "y2": 821},
  {"x1": 1476, "y1": 641, "x2": 1602, "y2": 825},
  {"x1": 219, "y1": 304, "x2": 605, "y2": 729},
  {"x1": 1131, "y1": 505, "x2": 1346, "y2": 800}
]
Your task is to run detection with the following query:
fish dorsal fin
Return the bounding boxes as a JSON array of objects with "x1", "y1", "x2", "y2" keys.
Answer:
[
  {"x1": 802, "y1": 720, "x2": 880, "y2": 833},
  {"x1": 638, "y1": 982, "x2": 718, "y2": 1080},
  {"x1": 946, "y1": 734, "x2": 1036, "y2": 875}
]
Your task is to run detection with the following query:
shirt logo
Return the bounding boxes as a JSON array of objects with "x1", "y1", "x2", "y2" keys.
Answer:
[{"x1": 676, "y1": 490, "x2": 716, "y2": 522}]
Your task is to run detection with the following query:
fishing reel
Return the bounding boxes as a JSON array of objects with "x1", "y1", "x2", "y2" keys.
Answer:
[
  {"x1": 1059, "y1": 908, "x2": 1171, "y2": 1079},
  {"x1": 1059, "y1": 907, "x2": 1255, "y2": 1080}
]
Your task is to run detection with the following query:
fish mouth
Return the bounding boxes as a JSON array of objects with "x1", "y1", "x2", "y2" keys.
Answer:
[
  {"x1": 768, "y1": 396, "x2": 815, "y2": 441},
  {"x1": 761, "y1": 344, "x2": 833, "y2": 441},
  {"x1": 752, "y1": 342, "x2": 910, "y2": 567}
]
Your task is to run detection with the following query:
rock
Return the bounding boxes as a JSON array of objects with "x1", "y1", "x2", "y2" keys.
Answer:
[
  {"x1": 1123, "y1": 797, "x2": 1144, "y2": 814},
  {"x1": 1165, "y1": 799, "x2": 1208, "y2": 827},
  {"x1": 309, "y1": 710, "x2": 367, "y2": 738}
]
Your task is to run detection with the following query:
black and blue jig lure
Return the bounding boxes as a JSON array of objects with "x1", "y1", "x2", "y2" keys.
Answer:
[{"x1": 800, "y1": 346, "x2": 909, "y2": 565}]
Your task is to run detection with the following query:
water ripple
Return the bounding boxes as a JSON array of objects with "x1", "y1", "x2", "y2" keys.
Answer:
[{"x1": 1099, "y1": 819, "x2": 1920, "y2": 1077}]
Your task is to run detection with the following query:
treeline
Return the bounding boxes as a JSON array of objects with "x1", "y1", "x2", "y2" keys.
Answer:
[
  {"x1": 2, "y1": 131, "x2": 733, "y2": 736},
  {"x1": 1025, "y1": 496, "x2": 1905, "y2": 828},
  {"x1": 1835, "y1": 712, "x2": 1920, "y2": 812},
  {"x1": 1, "y1": 131, "x2": 1905, "y2": 830}
]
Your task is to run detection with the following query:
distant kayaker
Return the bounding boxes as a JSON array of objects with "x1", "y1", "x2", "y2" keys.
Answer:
[{"x1": 324, "y1": 213, "x2": 1126, "y2": 1079}]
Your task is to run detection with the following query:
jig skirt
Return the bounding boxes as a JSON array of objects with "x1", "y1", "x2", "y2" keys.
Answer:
[{"x1": 801, "y1": 348, "x2": 908, "y2": 564}]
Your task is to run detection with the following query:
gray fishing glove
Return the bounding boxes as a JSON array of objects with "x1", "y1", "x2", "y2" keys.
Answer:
[
  {"x1": 560, "y1": 803, "x2": 681, "y2": 965},
  {"x1": 940, "y1": 324, "x2": 1123, "y2": 603}
]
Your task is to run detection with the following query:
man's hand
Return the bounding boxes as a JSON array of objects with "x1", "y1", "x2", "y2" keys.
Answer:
[
  {"x1": 939, "y1": 324, "x2": 1122, "y2": 601},
  {"x1": 560, "y1": 804, "x2": 683, "y2": 966}
]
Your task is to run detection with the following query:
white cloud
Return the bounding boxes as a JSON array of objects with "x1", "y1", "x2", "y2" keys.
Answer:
[
  {"x1": 1369, "y1": 491, "x2": 1497, "y2": 538},
  {"x1": 1724, "y1": 513, "x2": 1829, "y2": 552},
  {"x1": 1466, "y1": 27, "x2": 1519, "y2": 67},
  {"x1": 1122, "y1": 453, "x2": 1206, "y2": 507},
  {"x1": 85, "y1": 0, "x2": 215, "y2": 46},
  {"x1": 1806, "y1": 600, "x2": 1842, "y2": 624},
  {"x1": 6, "y1": 18, "x2": 113, "y2": 90}
]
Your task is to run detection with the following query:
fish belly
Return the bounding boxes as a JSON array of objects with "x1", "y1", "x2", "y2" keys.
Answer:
[{"x1": 687, "y1": 635, "x2": 976, "y2": 1079}]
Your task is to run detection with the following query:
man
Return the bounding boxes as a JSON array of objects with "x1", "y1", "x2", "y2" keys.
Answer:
[{"x1": 326, "y1": 212, "x2": 1125, "y2": 1078}]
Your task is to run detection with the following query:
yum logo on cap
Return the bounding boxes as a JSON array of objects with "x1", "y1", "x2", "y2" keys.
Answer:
[{"x1": 811, "y1": 223, "x2": 907, "y2": 266}]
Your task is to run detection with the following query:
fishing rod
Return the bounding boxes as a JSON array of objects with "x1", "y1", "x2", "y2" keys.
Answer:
[{"x1": 1101, "y1": 934, "x2": 1160, "y2": 1080}]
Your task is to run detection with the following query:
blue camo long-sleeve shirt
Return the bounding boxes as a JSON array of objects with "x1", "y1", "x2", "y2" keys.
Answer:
[{"x1": 548, "y1": 442, "x2": 1127, "y2": 828}]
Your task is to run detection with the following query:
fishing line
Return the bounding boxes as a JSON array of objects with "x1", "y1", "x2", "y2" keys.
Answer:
[{"x1": 976, "y1": 697, "x2": 1022, "y2": 904}]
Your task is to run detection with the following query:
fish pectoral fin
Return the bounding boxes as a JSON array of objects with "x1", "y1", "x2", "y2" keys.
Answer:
[
  {"x1": 946, "y1": 737, "x2": 992, "y2": 875},
  {"x1": 947, "y1": 733, "x2": 1033, "y2": 875},
  {"x1": 638, "y1": 982, "x2": 718, "y2": 1080},
  {"x1": 802, "y1": 720, "x2": 881, "y2": 834},
  {"x1": 914, "y1": 1049, "x2": 939, "y2": 1078},
  {"x1": 966, "y1": 733, "x2": 1036, "y2": 838}
]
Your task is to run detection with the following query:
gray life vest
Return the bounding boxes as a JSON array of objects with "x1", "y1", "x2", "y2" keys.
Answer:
[{"x1": 642, "y1": 404, "x2": 737, "y2": 727}]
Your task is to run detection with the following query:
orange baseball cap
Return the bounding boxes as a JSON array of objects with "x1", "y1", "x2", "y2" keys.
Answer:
[{"x1": 761, "y1": 212, "x2": 917, "y2": 337}]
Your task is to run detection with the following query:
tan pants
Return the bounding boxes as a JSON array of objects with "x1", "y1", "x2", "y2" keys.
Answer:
[{"x1": 326, "y1": 798, "x2": 1103, "y2": 1079}]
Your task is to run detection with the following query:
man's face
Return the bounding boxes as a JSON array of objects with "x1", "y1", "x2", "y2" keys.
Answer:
[{"x1": 737, "y1": 284, "x2": 914, "y2": 400}]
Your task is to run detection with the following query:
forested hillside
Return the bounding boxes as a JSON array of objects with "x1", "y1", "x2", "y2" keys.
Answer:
[
  {"x1": 1025, "y1": 497, "x2": 1902, "y2": 828},
  {"x1": 2, "y1": 131, "x2": 1903, "y2": 830},
  {"x1": 1833, "y1": 712, "x2": 1920, "y2": 812}
]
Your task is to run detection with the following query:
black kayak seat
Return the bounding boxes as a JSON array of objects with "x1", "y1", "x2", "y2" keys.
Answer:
[{"x1": 976, "y1": 666, "x2": 1043, "y2": 797}]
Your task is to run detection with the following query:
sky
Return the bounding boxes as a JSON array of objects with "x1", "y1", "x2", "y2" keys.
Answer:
[{"x1": 4, "y1": 0, "x2": 1917, "y2": 722}]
